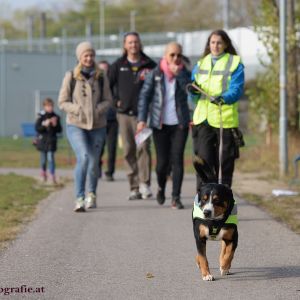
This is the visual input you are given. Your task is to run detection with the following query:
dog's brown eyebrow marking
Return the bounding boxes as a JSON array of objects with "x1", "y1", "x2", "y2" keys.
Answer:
[
  {"x1": 212, "y1": 195, "x2": 219, "y2": 200},
  {"x1": 203, "y1": 194, "x2": 208, "y2": 200}
]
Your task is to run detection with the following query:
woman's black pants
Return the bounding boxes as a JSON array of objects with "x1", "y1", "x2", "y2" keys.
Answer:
[{"x1": 153, "y1": 125, "x2": 189, "y2": 199}]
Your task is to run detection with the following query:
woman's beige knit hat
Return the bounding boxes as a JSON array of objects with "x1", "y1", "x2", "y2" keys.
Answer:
[{"x1": 76, "y1": 41, "x2": 95, "y2": 60}]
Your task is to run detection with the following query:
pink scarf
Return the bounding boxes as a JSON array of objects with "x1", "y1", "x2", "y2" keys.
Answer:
[{"x1": 160, "y1": 57, "x2": 183, "y2": 82}]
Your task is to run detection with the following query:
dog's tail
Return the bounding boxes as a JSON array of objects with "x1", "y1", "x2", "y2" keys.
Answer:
[{"x1": 193, "y1": 155, "x2": 217, "y2": 184}]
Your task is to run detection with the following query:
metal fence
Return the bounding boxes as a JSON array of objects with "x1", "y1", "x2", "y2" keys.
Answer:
[
  {"x1": 0, "y1": 32, "x2": 175, "y2": 137},
  {"x1": 0, "y1": 51, "x2": 77, "y2": 137},
  {"x1": 1, "y1": 31, "x2": 178, "y2": 55},
  {"x1": 0, "y1": 29, "x2": 256, "y2": 137}
]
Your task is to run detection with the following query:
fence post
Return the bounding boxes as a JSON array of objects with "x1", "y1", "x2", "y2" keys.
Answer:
[
  {"x1": 34, "y1": 90, "x2": 41, "y2": 117},
  {"x1": 0, "y1": 32, "x2": 6, "y2": 136}
]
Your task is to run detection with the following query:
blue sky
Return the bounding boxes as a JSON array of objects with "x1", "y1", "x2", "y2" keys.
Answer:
[
  {"x1": 3, "y1": 0, "x2": 74, "y2": 10},
  {"x1": 0, "y1": 0, "x2": 78, "y2": 19},
  {"x1": 8, "y1": 0, "x2": 55, "y2": 9}
]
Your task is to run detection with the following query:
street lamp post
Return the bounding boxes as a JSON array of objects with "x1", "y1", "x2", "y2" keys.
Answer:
[
  {"x1": 279, "y1": 0, "x2": 288, "y2": 176},
  {"x1": 130, "y1": 10, "x2": 137, "y2": 32},
  {"x1": 61, "y1": 28, "x2": 67, "y2": 75},
  {"x1": 86, "y1": 22, "x2": 93, "y2": 42},
  {"x1": 39, "y1": 12, "x2": 46, "y2": 52},
  {"x1": 0, "y1": 29, "x2": 6, "y2": 136},
  {"x1": 223, "y1": 0, "x2": 229, "y2": 30},
  {"x1": 99, "y1": 0, "x2": 105, "y2": 50},
  {"x1": 27, "y1": 15, "x2": 34, "y2": 52}
]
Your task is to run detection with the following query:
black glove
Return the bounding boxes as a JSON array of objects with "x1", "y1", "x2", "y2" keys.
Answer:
[
  {"x1": 186, "y1": 83, "x2": 201, "y2": 95},
  {"x1": 210, "y1": 96, "x2": 224, "y2": 105}
]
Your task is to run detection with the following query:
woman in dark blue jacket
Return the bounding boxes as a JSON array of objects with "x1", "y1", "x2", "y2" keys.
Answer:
[{"x1": 137, "y1": 42, "x2": 191, "y2": 209}]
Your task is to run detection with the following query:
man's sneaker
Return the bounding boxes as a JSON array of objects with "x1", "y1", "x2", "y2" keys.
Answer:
[
  {"x1": 156, "y1": 189, "x2": 166, "y2": 205},
  {"x1": 140, "y1": 183, "x2": 152, "y2": 199},
  {"x1": 74, "y1": 197, "x2": 86, "y2": 212},
  {"x1": 171, "y1": 197, "x2": 184, "y2": 210},
  {"x1": 85, "y1": 192, "x2": 97, "y2": 209},
  {"x1": 128, "y1": 190, "x2": 142, "y2": 200}
]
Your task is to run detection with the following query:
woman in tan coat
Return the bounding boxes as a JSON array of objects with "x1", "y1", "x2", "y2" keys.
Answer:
[{"x1": 58, "y1": 41, "x2": 112, "y2": 212}]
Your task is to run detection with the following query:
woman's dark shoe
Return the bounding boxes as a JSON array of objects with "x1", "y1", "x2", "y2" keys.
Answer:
[
  {"x1": 171, "y1": 197, "x2": 184, "y2": 209},
  {"x1": 105, "y1": 172, "x2": 114, "y2": 182},
  {"x1": 156, "y1": 189, "x2": 166, "y2": 205}
]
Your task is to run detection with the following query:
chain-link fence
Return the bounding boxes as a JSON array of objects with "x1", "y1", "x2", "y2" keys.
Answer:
[
  {"x1": 1, "y1": 32, "x2": 179, "y2": 55},
  {"x1": 0, "y1": 28, "x2": 260, "y2": 136}
]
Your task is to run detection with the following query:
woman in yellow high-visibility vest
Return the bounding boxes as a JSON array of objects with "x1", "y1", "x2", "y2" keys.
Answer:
[{"x1": 189, "y1": 29, "x2": 245, "y2": 188}]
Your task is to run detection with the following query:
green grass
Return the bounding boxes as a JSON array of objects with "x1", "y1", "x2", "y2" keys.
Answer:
[
  {"x1": 0, "y1": 136, "x2": 195, "y2": 171},
  {"x1": 0, "y1": 173, "x2": 51, "y2": 247},
  {"x1": 0, "y1": 132, "x2": 297, "y2": 178},
  {"x1": 0, "y1": 137, "x2": 74, "y2": 168},
  {"x1": 241, "y1": 193, "x2": 300, "y2": 234},
  {"x1": 236, "y1": 132, "x2": 300, "y2": 234}
]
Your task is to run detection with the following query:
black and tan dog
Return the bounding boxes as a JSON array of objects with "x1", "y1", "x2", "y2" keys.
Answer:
[{"x1": 192, "y1": 157, "x2": 238, "y2": 281}]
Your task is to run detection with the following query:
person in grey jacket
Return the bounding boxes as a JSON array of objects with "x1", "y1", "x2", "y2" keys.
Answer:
[
  {"x1": 137, "y1": 42, "x2": 191, "y2": 209},
  {"x1": 58, "y1": 41, "x2": 112, "y2": 212}
]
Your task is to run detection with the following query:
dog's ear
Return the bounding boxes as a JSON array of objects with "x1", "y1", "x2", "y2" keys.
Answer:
[
  {"x1": 193, "y1": 155, "x2": 217, "y2": 183},
  {"x1": 220, "y1": 184, "x2": 234, "y2": 203}
]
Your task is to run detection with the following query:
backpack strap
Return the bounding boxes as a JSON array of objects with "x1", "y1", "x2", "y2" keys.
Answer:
[
  {"x1": 98, "y1": 74, "x2": 104, "y2": 102},
  {"x1": 69, "y1": 70, "x2": 104, "y2": 102},
  {"x1": 69, "y1": 71, "x2": 76, "y2": 102}
]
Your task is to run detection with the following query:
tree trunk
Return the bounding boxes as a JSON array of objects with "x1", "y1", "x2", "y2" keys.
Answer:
[{"x1": 266, "y1": 125, "x2": 272, "y2": 146}]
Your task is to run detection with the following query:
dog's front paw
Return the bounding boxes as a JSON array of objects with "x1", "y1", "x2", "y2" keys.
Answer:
[
  {"x1": 220, "y1": 268, "x2": 230, "y2": 276},
  {"x1": 202, "y1": 274, "x2": 215, "y2": 281}
]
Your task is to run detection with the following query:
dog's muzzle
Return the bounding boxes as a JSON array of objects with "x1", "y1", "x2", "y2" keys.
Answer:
[{"x1": 203, "y1": 209, "x2": 212, "y2": 218}]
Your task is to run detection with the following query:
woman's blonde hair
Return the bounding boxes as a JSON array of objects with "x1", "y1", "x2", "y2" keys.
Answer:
[
  {"x1": 73, "y1": 63, "x2": 102, "y2": 80},
  {"x1": 164, "y1": 42, "x2": 182, "y2": 55}
]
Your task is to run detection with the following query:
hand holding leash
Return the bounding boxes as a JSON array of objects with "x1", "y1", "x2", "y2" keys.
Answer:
[
  {"x1": 210, "y1": 96, "x2": 224, "y2": 106},
  {"x1": 186, "y1": 83, "x2": 223, "y2": 105}
]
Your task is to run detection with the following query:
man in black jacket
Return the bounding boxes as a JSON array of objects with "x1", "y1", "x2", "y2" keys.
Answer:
[{"x1": 109, "y1": 32, "x2": 156, "y2": 200}]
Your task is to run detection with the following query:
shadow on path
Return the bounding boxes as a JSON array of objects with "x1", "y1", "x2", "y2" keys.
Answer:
[{"x1": 226, "y1": 266, "x2": 300, "y2": 281}]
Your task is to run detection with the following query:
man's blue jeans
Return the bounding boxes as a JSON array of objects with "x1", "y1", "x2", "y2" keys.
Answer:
[{"x1": 67, "y1": 125, "x2": 106, "y2": 198}]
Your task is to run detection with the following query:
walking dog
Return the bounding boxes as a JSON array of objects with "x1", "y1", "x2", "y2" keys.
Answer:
[{"x1": 192, "y1": 157, "x2": 238, "y2": 281}]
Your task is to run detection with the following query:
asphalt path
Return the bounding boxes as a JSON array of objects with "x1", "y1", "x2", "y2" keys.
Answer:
[{"x1": 0, "y1": 168, "x2": 299, "y2": 299}]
